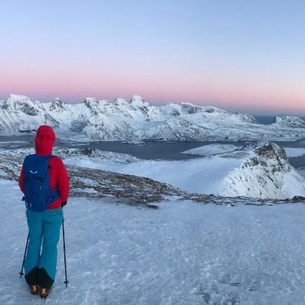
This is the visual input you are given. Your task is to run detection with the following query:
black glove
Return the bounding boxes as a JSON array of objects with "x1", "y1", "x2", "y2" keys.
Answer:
[{"x1": 61, "y1": 201, "x2": 67, "y2": 207}]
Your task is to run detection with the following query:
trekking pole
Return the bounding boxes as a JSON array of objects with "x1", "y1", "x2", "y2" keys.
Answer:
[
  {"x1": 19, "y1": 233, "x2": 29, "y2": 278},
  {"x1": 62, "y1": 217, "x2": 69, "y2": 287}
]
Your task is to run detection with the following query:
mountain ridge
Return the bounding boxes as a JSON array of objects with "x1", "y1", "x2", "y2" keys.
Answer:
[{"x1": 1, "y1": 94, "x2": 305, "y2": 142}]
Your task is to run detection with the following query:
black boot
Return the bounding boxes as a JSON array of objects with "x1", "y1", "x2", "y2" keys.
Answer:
[
  {"x1": 30, "y1": 285, "x2": 38, "y2": 295},
  {"x1": 40, "y1": 287, "x2": 49, "y2": 299}
]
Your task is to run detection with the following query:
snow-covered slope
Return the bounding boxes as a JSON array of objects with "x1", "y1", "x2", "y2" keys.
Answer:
[
  {"x1": 274, "y1": 115, "x2": 305, "y2": 128},
  {"x1": 59, "y1": 142, "x2": 305, "y2": 200},
  {"x1": 1, "y1": 94, "x2": 305, "y2": 142},
  {"x1": 2, "y1": 180, "x2": 305, "y2": 304},
  {"x1": 222, "y1": 142, "x2": 305, "y2": 199}
]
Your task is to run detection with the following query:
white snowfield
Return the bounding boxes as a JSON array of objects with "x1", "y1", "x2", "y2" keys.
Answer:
[
  {"x1": 63, "y1": 142, "x2": 305, "y2": 200},
  {"x1": 2, "y1": 180, "x2": 305, "y2": 305},
  {"x1": 1, "y1": 143, "x2": 305, "y2": 304}
]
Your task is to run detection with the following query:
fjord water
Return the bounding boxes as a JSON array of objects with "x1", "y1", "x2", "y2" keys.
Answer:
[{"x1": 1, "y1": 133, "x2": 305, "y2": 168}]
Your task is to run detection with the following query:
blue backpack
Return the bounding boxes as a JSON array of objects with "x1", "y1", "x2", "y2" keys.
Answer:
[{"x1": 22, "y1": 154, "x2": 60, "y2": 212}]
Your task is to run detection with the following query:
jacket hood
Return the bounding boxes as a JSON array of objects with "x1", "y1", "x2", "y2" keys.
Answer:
[{"x1": 35, "y1": 125, "x2": 56, "y2": 156}]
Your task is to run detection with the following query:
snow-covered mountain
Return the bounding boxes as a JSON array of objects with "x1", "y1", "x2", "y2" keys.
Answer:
[
  {"x1": 222, "y1": 142, "x2": 305, "y2": 199},
  {"x1": 91, "y1": 141, "x2": 304, "y2": 200},
  {"x1": 1, "y1": 94, "x2": 305, "y2": 142}
]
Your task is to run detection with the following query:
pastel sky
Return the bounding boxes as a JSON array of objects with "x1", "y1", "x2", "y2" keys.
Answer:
[{"x1": 0, "y1": 0, "x2": 304, "y2": 115}]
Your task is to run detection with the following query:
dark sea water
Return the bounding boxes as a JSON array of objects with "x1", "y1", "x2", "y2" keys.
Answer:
[
  {"x1": 1, "y1": 134, "x2": 305, "y2": 168},
  {"x1": 0, "y1": 135, "x2": 246, "y2": 160},
  {"x1": 254, "y1": 115, "x2": 305, "y2": 125},
  {"x1": 87, "y1": 140, "x2": 250, "y2": 160},
  {"x1": 254, "y1": 115, "x2": 275, "y2": 125},
  {"x1": 89, "y1": 139, "x2": 305, "y2": 168}
]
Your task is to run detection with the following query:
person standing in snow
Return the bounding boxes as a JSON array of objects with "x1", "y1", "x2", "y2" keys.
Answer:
[{"x1": 19, "y1": 125, "x2": 69, "y2": 299}]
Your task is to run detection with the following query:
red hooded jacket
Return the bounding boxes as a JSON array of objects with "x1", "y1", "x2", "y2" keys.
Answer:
[{"x1": 19, "y1": 125, "x2": 70, "y2": 210}]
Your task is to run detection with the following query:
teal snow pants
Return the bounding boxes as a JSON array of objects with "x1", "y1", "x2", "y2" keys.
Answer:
[{"x1": 24, "y1": 208, "x2": 63, "y2": 288}]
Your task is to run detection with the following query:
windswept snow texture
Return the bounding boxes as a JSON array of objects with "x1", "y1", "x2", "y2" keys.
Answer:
[{"x1": 2, "y1": 179, "x2": 305, "y2": 305}]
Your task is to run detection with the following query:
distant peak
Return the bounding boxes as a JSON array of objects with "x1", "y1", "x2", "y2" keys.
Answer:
[
  {"x1": 274, "y1": 115, "x2": 305, "y2": 128},
  {"x1": 83, "y1": 97, "x2": 97, "y2": 103},
  {"x1": 131, "y1": 95, "x2": 144, "y2": 101},
  {"x1": 50, "y1": 98, "x2": 65, "y2": 111},
  {"x1": 129, "y1": 95, "x2": 151, "y2": 107},
  {"x1": 9, "y1": 94, "x2": 31, "y2": 101}
]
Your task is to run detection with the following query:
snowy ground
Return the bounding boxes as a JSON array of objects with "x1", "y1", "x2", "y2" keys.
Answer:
[
  {"x1": 2, "y1": 144, "x2": 305, "y2": 304},
  {"x1": 2, "y1": 179, "x2": 305, "y2": 305}
]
